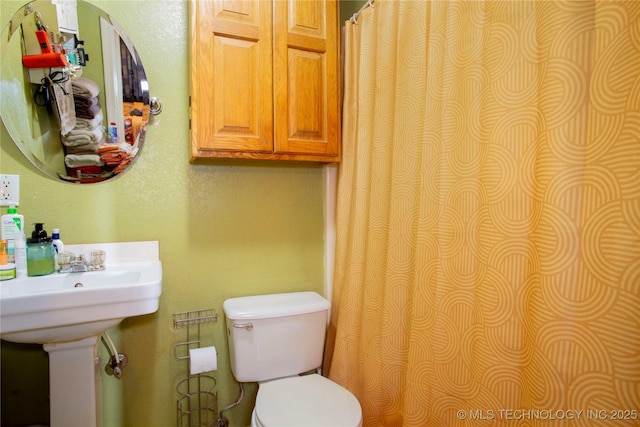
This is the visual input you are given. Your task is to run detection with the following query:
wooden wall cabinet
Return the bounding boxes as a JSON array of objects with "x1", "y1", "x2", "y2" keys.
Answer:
[{"x1": 190, "y1": 0, "x2": 340, "y2": 162}]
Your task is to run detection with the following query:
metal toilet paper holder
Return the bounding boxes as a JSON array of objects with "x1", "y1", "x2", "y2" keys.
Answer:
[{"x1": 173, "y1": 308, "x2": 218, "y2": 427}]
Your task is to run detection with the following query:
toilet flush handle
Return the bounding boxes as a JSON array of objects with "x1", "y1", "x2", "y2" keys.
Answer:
[{"x1": 233, "y1": 323, "x2": 253, "y2": 331}]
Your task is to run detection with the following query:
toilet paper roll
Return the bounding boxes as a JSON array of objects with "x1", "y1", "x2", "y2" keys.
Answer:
[{"x1": 189, "y1": 346, "x2": 217, "y2": 375}]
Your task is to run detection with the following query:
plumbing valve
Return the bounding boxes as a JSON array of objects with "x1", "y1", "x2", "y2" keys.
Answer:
[{"x1": 105, "y1": 353, "x2": 128, "y2": 379}]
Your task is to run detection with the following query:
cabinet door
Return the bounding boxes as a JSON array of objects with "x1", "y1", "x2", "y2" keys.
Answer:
[
  {"x1": 190, "y1": 0, "x2": 273, "y2": 157},
  {"x1": 273, "y1": 0, "x2": 340, "y2": 159}
]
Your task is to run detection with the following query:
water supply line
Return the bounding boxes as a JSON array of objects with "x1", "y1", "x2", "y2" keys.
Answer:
[
  {"x1": 215, "y1": 382, "x2": 244, "y2": 427},
  {"x1": 101, "y1": 330, "x2": 128, "y2": 379},
  {"x1": 102, "y1": 329, "x2": 118, "y2": 355}
]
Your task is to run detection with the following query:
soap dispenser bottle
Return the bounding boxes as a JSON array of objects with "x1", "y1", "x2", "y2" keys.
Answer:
[
  {"x1": 1, "y1": 203, "x2": 24, "y2": 264},
  {"x1": 26, "y1": 223, "x2": 55, "y2": 276}
]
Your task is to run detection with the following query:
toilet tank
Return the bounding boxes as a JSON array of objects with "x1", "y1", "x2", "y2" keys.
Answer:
[{"x1": 223, "y1": 291, "x2": 330, "y2": 383}]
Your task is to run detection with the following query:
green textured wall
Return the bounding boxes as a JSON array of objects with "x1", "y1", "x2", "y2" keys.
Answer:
[
  {"x1": 0, "y1": 1, "x2": 326, "y2": 426},
  {"x1": 340, "y1": 0, "x2": 367, "y2": 23}
]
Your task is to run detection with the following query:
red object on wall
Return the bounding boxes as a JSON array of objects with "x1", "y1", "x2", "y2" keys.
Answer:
[
  {"x1": 35, "y1": 30, "x2": 53, "y2": 53},
  {"x1": 22, "y1": 52, "x2": 68, "y2": 69}
]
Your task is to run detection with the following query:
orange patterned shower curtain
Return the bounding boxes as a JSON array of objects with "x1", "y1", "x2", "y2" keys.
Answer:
[{"x1": 325, "y1": 1, "x2": 640, "y2": 426}]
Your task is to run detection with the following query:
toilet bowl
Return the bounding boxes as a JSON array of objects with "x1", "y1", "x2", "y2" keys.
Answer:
[
  {"x1": 223, "y1": 292, "x2": 362, "y2": 427},
  {"x1": 252, "y1": 374, "x2": 362, "y2": 427}
]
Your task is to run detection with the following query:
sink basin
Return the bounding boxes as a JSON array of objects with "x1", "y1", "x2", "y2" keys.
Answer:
[{"x1": 0, "y1": 241, "x2": 162, "y2": 344}]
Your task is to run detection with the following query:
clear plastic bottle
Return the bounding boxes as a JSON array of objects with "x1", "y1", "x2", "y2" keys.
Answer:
[{"x1": 0, "y1": 239, "x2": 15, "y2": 281}]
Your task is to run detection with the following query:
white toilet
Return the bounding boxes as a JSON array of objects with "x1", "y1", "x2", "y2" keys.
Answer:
[{"x1": 223, "y1": 291, "x2": 362, "y2": 427}]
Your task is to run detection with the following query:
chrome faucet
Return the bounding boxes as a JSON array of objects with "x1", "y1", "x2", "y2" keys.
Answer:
[{"x1": 70, "y1": 254, "x2": 89, "y2": 273}]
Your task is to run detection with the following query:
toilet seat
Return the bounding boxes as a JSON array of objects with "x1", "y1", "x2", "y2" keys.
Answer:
[{"x1": 253, "y1": 374, "x2": 362, "y2": 427}]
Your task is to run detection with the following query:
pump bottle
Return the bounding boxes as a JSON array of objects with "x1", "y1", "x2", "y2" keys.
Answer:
[
  {"x1": 1, "y1": 203, "x2": 24, "y2": 264},
  {"x1": 26, "y1": 223, "x2": 55, "y2": 276}
]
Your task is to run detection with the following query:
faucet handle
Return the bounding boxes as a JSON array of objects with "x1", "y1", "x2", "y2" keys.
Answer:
[{"x1": 56, "y1": 251, "x2": 75, "y2": 273}]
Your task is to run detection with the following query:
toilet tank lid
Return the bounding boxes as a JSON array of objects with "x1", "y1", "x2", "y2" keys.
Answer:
[{"x1": 223, "y1": 291, "x2": 330, "y2": 320}]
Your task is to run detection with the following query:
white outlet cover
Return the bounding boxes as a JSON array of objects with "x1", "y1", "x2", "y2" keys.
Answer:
[{"x1": 0, "y1": 174, "x2": 20, "y2": 206}]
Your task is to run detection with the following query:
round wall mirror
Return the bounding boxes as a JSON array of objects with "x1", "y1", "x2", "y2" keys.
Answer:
[{"x1": 0, "y1": 0, "x2": 160, "y2": 184}]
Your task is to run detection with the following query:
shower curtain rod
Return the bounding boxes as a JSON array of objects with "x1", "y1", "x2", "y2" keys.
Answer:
[{"x1": 350, "y1": 0, "x2": 374, "y2": 24}]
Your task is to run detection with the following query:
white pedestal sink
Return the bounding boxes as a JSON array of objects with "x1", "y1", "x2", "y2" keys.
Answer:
[{"x1": 0, "y1": 241, "x2": 162, "y2": 427}]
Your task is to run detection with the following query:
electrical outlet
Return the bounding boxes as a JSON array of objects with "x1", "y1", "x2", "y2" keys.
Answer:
[{"x1": 0, "y1": 174, "x2": 20, "y2": 206}]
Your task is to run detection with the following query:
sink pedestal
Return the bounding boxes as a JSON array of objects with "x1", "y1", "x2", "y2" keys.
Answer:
[{"x1": 44, "y1": 336, "x2": 102, "y2": 427}]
